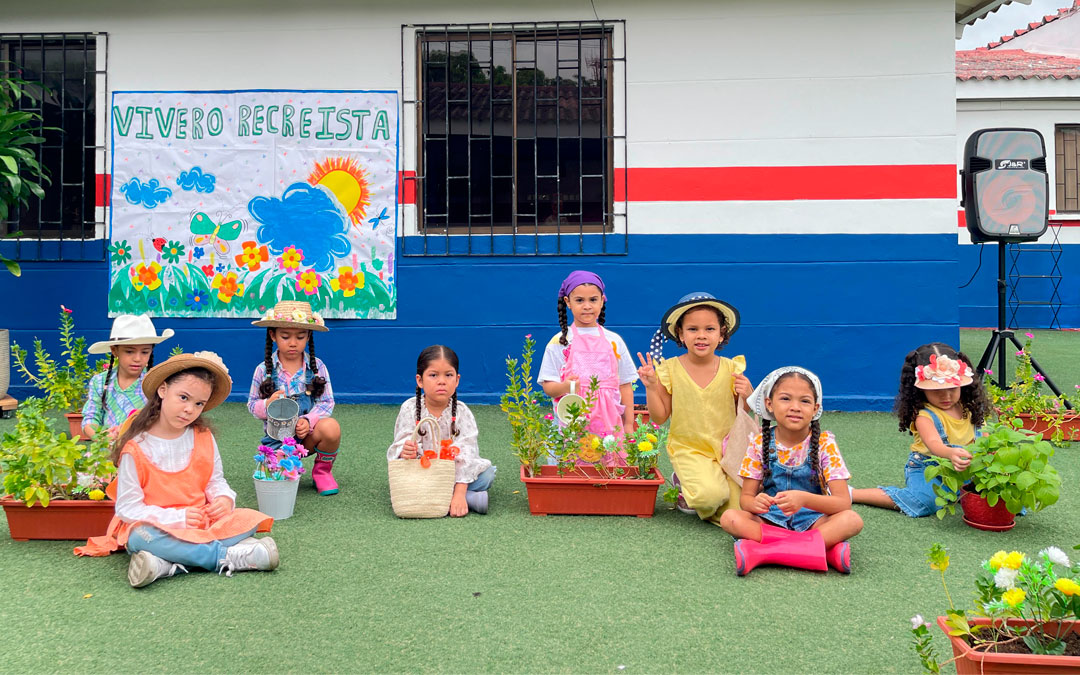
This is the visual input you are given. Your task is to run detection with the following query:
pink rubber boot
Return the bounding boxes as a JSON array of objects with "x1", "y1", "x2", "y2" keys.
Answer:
[
  {"x1": 826, "y1": 542, "x2": 852, "y2": 573},
  {"x1": 311, "y1": 451, "x2": 339, "y2": 496},
  {"x1": 734, "y1": 528, "x2": 828, "y2": 575}
]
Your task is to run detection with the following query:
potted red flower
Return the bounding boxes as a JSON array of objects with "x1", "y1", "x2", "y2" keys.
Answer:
[{"x1": 986, "y1": 333, "x2": 1080, "y2": 443}]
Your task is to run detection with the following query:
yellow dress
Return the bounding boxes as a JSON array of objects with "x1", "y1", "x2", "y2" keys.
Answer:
[
  {"x1": 657, "y1": 354, "x2": 745, "y2": 525},
  {"x1": 910, "y1": 404, "x2": 976, "y2": 455}
]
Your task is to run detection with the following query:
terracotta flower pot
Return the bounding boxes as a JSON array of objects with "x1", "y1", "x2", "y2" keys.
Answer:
[
  {"x1": 2, "y1": 497, "x2": 115, "y2": 541},
  {"x1": 64, "y1": 412, "x2": 86, "y2": 441},
  {"x1": 937, "y1": 616, "x2": 1080, "y2": 674},
  {"x1": 1015, "y1": 413, "x2": 1080, "y2": 442},
  {"x1": 959, "y1": 489, "x2": 1016, "y2": 531},
  {"x1": 520, "y1": 465, "x2": 665, "y2": 517},
  {"x1": 633, "y1": 404, "x2": 650, "y2": 428}
]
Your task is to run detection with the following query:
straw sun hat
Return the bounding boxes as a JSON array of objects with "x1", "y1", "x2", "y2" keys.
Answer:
[
  {"x1": 142, "y1": 351, "x2": 233, "y2": 412},
  {"x1": 251, "y1": 300, "x2": 328, "y2": 332}
]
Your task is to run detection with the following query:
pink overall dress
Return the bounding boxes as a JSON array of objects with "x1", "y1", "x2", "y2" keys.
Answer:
[{"x1": 559, "y1": 324, "x2": 627, "y2": 464}]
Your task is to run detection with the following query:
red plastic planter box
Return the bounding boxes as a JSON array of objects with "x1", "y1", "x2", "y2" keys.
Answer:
[
  {"x1": 2, "y1": 498, "x2": 115, "y2": 541},
  {"x1": 937, "y1": 616, "x2": 1080, "y2": 674},
  {"x1": 520, "y1": 465, "x2": 665, "y2": 517}
]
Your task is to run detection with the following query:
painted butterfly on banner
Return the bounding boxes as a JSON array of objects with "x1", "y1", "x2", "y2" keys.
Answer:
[{"x1": 189, "y1": 212, "x2": 242, "y2": 255}]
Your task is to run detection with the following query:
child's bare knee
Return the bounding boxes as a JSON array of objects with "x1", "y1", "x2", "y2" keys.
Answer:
[{"x1": 315, "y1": 417, "x2": 340, "y2": 441}]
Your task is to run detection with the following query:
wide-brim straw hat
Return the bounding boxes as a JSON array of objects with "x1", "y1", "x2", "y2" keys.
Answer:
[
  {"x1": 915, "y1": 349, "x2": 974, "y2": 390},
  {"x1": 89, "y1": 314, "x2": 174, "y2": 354},
  {"x1": 660, "y1": 292, "x2": 740, "y2": 342},
  {"x1": 251, "y1": 300, "x2": 328, "y2": 332},
  {"x1": 142, "y1": 351, "x2": 232, "y2": 412}
]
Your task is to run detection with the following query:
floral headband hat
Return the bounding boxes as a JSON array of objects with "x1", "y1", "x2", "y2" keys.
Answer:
[{"x1": 914, "y1": 345, "x2": 973, "y2": 390}]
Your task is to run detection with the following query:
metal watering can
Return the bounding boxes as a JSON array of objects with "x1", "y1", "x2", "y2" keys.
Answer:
[{"x1": 266, "y1": 397, "x2": 301, "y2": 441}]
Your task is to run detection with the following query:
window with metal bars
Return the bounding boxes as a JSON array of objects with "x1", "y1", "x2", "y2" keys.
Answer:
[
  {"x1": 1056, "y1": 125, "x2": 1080, "y2": 213},
  {"x1": 1, "y1": 33, "x2": 107, "y2": 260},
  {"x1": 402, "y1": 22, "x2": 626, "y2": 256}
]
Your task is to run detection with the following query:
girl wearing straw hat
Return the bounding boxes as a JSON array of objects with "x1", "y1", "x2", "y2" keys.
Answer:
[
  {"x1": 637, "y1": 292, "x2": 752, "y2": 524},
  {"x1": 81, "y1": 315, "x2": 174, "y2": 440},
  {"x1": 247, "y1": 300, "x2": 342, "y2": 496},
  {"x1": 75, "y1": 351, "x2": 278, "y2": 587}
]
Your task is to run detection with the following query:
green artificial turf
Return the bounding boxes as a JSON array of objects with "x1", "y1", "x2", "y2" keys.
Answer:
[{"x1": 0, "y1": 329, "x2": 1077, "y2": 673}]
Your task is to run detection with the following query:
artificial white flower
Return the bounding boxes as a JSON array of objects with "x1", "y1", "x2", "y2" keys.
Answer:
[
  {"x1": 75, "y1": 472, "x2": 94, "y2": 488},
  {"x1": 1040, "y1": 546, "x2": 1071, "y2": 567},
  {"x1": 994, "y1": 567, "x2": 1019, "y2": 589},
  {"x1": 910, "y1": 614, "x2": 925, "y2": 630}
]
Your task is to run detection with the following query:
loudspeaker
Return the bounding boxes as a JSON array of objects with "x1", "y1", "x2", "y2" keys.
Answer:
[{"x1": 961, "y1": 128, "x2": 1048, "y2": 243}]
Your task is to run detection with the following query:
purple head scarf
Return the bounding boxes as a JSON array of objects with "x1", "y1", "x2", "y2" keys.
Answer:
[{"x1": 558, "y1": 270, "x2": 605, "y2": 300}]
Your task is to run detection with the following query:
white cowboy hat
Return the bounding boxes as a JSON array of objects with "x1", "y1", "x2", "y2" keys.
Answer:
[{"x1": 88, "y1": 315, "x2": 174, "y2": 354}]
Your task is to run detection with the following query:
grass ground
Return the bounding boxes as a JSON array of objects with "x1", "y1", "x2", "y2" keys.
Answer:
[{"x1": 0, "y1": 329, "x2": 1077, "y2": 673}]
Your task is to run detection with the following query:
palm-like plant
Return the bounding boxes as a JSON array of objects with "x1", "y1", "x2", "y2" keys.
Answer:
[{"x1": 0, "y1": 67, "x2": 51, "y2": 277}]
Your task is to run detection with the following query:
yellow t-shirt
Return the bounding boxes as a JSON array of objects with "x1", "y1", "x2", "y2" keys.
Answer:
[
  {"x1": 656, "y1": 355, "x2": 743, "y2": 461},
  {"x1": 910, "y1": 404, "x2": 975, "y2": 455}
]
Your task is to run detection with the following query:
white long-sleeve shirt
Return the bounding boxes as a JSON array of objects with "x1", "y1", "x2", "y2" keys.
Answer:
[
  {"x1": 386, "y1": 398, "x2": 492, "y2": 484},
  {"x1": 115, "y1": 427, "x2": 237, "y2": 527}
]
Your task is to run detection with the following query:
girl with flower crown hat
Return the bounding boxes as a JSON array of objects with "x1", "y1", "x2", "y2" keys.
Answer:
[
  {"x1": 852, "y1": 342, "x2": 990, "y2": 517},
  {"x1": 247, "y1": 300, "x2": 342, "y2": 495},
  {"x1": 75, "y1": 352, "x2": 278, "y2": 588}
]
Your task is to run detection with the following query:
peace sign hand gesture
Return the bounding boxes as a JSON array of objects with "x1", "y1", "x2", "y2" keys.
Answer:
[{"x1": 637, "y1": 352, "x2": 658, "y2": 388}]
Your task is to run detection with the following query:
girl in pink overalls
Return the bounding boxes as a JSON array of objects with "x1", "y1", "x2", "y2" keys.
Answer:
[{"x1": 538, "y1": 271, "x2": 638, "y2": 463}]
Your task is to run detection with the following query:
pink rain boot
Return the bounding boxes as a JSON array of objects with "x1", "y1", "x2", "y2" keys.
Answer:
[
  {"x1": 311, "y1": 450, "x2": 339, "y2": 496},
  {"x1": 826, "y1": 541, "x2": 852, "y2": 573},
  {"x1": 734, "y1": 527, "x2": 828, "y2": 576}
]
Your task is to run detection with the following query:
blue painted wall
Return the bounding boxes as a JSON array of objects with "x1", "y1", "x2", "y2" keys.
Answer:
[
  {"x1": 958, "y1": 242, "x2": 1080, "y2": 329},
  {"x1": 2, "y1": 233, "x2": 965, "y2": 411}
]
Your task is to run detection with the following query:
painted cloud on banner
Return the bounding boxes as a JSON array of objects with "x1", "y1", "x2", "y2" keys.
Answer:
[{"x1": 248, "y1": 182, "x2": 352, "y2": 274}]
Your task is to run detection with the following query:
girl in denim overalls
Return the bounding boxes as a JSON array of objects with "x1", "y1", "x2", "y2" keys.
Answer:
[
  {"x1": 720, "y1": 367, "x2": 863, "y2": 575},
  {"x1": 247, "y1": 301, "x2": 342, "y2": 496},
  {"x1": 853, "y1": 343, "x2": 990, "y2": 517},
  {"x1": 538, "y1": 271, "x2": 638, "y2": 463}
]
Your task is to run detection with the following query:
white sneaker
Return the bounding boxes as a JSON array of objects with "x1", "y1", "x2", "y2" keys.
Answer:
[
  {"x1": 220, "y1": 537, "x2": 279, "y2": 577},
  {"x1": 128, "y1": 551, "x2": 188, "y2": 588},
  {"x1": 465, "y1": 491, "x2": 489, "y2": 514}
]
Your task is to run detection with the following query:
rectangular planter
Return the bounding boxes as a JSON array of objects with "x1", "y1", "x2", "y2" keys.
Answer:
[
  {"x1": 1016, "y1": 413, "x2": 1080, "y2": 442},
  {"x1": 2, "y1": 498, "x2": 115, "y2": 541},
  {"x1": 520, "y1": 465, "x2": 665, "y2": 517},
  {"x1": 937, "y1": 616, "x2": 1080, "y2": 674}
]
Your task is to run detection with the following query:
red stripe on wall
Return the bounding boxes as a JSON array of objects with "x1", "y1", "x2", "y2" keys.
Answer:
[
  {"x1": 96, "y1": 174, "x2": 110, "y2": 207},
  {"x1": 398, "y1": 170, "x2": 417, "y2": 205},
  {"x1": 614, "y1": 165, "x2": 957, "y2": 202}
]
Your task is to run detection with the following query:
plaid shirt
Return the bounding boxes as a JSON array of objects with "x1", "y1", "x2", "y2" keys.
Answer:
[
  {"x1": 81, "y1": 370, "x2": 146, "y2": 429},
  {"x1": 247, "y1": 352, "x2": 335, "y2": 429}
]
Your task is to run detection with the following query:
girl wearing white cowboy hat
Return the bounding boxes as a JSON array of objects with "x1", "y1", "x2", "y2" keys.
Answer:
[
  {"x1": 636, "y1": 292, "x2": 753, "y2": 524},
  {"x1": 75, "y1": 351, "x2": 279, "y2": 587},
  {"x1": 81, "y1": 315, "x2": 174, "y2": 440},
  {"x1": 246, "y1": 300, "x2": 342, "y2": 496}
]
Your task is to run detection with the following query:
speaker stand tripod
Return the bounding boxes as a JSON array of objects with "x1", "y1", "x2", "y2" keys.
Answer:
[{"x1": 976, "y1": 243, "x2": 1072, "y2": 410}]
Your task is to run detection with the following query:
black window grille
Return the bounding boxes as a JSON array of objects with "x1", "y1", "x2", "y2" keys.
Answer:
[
  {"x1": 402, "y1": 21, "x2": 627, "y2": 256},
  {"x1": 0, "y1": 33, "x2": 107, "y2": 261}
]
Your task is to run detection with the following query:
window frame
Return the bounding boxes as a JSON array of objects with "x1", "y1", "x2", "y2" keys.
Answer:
[{"x1": 1055, "y1": 124, "x2": 1080, "y2": 214}]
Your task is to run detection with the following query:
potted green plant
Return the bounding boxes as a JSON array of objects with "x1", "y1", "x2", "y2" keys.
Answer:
[
  {"x1": 0, "y1": 397, "x2": 116, "y2": 541},
  {"x1": 501, "y1": 335, "x2": 667, "y2": 517},
  {"x1": 12, "y1": 306, "x2": 98, "y2": 438},
  {"x1": 910, "y1": 543, "x2": 1080, "y2": 673},
  {"x1": 925, "y1": 420, "x2": 1061, "y2": 531},
  {"x1": 987, "y1": 333, "x2": 1080, "y2": 442}
]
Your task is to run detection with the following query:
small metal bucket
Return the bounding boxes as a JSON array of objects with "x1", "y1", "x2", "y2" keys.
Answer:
[{"x1": 266, "y1": 397, "x2": 300, "y2": 441}]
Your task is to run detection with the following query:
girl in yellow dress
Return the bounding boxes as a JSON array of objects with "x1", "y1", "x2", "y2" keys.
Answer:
[{"x1": 637, "y1": 292, "x2": 752, "y2": 524}]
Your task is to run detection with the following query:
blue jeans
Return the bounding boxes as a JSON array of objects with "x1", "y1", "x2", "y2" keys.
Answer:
[
  {"x1": 126, "y1": 525, "x2": 255, "y2": 572},
  {"x1": 467, "y1": 466, "x2": 496, "y2": 492}
]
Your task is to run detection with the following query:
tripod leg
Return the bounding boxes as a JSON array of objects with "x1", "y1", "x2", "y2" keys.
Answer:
[
  {"x1": 977, "y1": 332, "x2": 1003, "y2": 388},
  {"x1": 1006, "y1": 334, "x2": 1072, "y2": 411}
]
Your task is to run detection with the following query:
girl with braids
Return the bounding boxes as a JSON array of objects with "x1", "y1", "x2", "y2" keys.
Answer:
[
  {"x1": 852, "y1": 343, "x2": 989, "y2": 517},
  {"x1": 387, "y1": 345, "x2": 494, "y2": 516},
  {"x1": 537, "y1": 271, "x2": 637, "y2": 447},
  {"x1": 75, "y1": 352, "x2": 278, "y2": 588},
  {"x1": 246, "y1": 301, "x2": 342, "y2": 496},
  {"x1": 720, "y1": 367, "x2": 862, "y2": 575},
  {"x1": 82, "y1": 315, "x2": 174, "y2": 440}
]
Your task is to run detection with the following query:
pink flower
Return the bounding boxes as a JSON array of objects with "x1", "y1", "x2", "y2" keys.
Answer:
[
  {"x1": 525, "y1": 333, "x2": 532, "y2": 339},
  {"x1": 1025, "y1": 332, "x2": 1034, "y2": 339},
  {"x1": 1034, "y1": 374, "x2": 1045, "y2": 382},
  {"x1": 543, "y1": 413, "x2": 554, "y2": 421},
  {"x1": 60, "y1": 305, "x2": 72, "y2": 314},
  {"x1": 283, "y1": 437, "x2": 297, "y2": 447},
  {"x1": 985, "y1": 369, "x2": 993, "y2": 375},
  {"x1": 1016, "y1": 350, "x2": 1025, "y2": 357}
]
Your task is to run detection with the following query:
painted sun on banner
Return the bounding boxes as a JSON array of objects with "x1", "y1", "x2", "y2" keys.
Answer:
[{"x1": 107, "y1": 90, "x2": 398, "y2": 319}]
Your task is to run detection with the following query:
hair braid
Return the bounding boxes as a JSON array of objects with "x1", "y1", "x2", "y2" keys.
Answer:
[
  {"x1": 146, "y1": 350, "x2": 155, "y2": 370},
  {"x1": 450, "y1": 392, "x2": 458, "y2": 436},
  {"x1": 307, "y1": 331, "x2": 327, "y2": 400},
  {"x1": 415, "y1": 385, "x2": 424, "y2": 433},
  {"x1": 808, "y1": 418, "x2": 826, "y2": 494},
  {"x1": 97, "y1": 354, "x2": 115, "y2": 425},
  {"x1": 759, "y1": 419, "x2": 773, "y2": 488},
  {"x1": 258, "y1": 329, "x2": 276, "y2": 398},
  {"x1": 558, "y1": 298, "x2": 569, "y2": 346}
]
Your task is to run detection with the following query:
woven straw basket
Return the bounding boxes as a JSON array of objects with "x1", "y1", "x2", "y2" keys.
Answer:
[{"x1": 388, "y1": 416, "x2": 456, "y2": 518}]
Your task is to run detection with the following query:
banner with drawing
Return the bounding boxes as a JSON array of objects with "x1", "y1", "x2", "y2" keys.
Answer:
[{"x1": 107, "y1": 89, "x2": 398, "y2": 319}]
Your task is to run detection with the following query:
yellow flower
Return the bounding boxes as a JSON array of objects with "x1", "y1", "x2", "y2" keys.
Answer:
[
  {"x1": 1002, "y1": 588, "x2": 1026, "y2": 607},
  {"x1": 638, "y1": 441, "x2": 654, "y2": 453},
  {"x1": 87, "y1": 489, "x2": 105, "y2": 501},
  {"x1": 1003, "y1": 551, "x2": 1025, "y2": 570},
  {"x1": 646, "y1": 433, "x2": 658, "y2": 444},
  {"x1": 1055, "y1": 578, "x2": 1080, "y2": 596},
  {"x1": 989, "y1": 551, "x2": 1008, "y2": 571},
  {"x1": 589, "y1": 435, "x2": 600, "y2": 450},
  {"x1": 930, "y1": 556, "x2": 950, "y2": 572}
]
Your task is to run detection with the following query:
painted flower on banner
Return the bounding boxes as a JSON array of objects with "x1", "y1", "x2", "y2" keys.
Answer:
[
  {"x1": 132, "y1": 262, "x2": 162, "y2": 291},
  {"x1": 109, "y1": 240, "x2": 132, "y2": 265},
  {"x1": 329, "y1": 266, "x2": 363, "y2": 297},
  {"x1": 185, "y1": 291, "x2": 209, "y2": 310},
  {"x1": 211, "y1": 272, "x2": 245, "y2": 303},
  {"x1": 296, "y1": 271, "x2": 321, "y2": 296},
  {"x1": 278, "y1": 246, "x2": 304, "y2": 272},
  {"x1": 234, "y1": 240, "x2": 269, "y2": 272},
  {"x1": 162, "y1": 240, "x2": 185, "y2": 264},
  {"x1": 193, "y1": 247, "x2": 204, "y2": 260}
]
